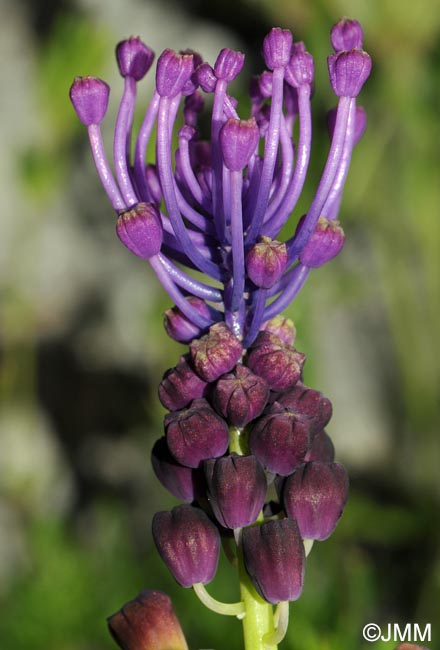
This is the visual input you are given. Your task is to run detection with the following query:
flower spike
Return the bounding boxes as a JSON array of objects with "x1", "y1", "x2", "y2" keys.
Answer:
[{"x1": 72, "y1": 20, "x2": 371, "y2": 647}]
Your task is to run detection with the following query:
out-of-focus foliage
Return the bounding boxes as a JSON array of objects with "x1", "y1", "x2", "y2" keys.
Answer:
[{"x1": 0, "y1": 0, "x2": 439, "y2": 649}]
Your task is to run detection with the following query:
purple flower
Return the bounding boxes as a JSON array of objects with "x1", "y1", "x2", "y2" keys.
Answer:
[
  {"x1": 107, "y1": 590, "x2": 188, "y2": 650},
  {"x1": 152, "y1": 505, "x2": 220, "y2": 587},
  {"x1": 331, "y1": 18, "x2": 364, "y2": 52},
  {"x1": 189, "y1": 322, "x2": 243, "y2": 382},
  {"x1": 204, "y1": 454, "x2": 267, "y2": 528},
  {"x1": 298, "y1": 216, "x2": 345, "y2": 268},
  {"x1": 158, "y1": 354, "x2": 208, "y2": 411},
  {"x1": 116, "y1": 203, "x2": 163, "y2": 260},
  {"x1": 164, "y1": 398, "x2": 229, "y2": 468},
  {"x1": 283, "y1": 461, "x2": 349, "y2": 540},
  {"x1": 246, "y1": 237, "x2": 288, "y2": 289},
  {"x1": 116, "y1": 37, "x2": 155, "y2": 81},
  {"x1": 242, "y1": 518, "x2": 305, "y2": 603},
  {"x1": 69, "y1": 76, "x2": 110, "y2": 126},
  {"x1": 246, "y1": 331, "x2": 305, "y2": 392},
  {"x1": 163, "y1": 298, "x2": 211, "y2": 343},
  {"x1": 69, "y1": 21, "x2": 370, "y2": 346},
  {"x1": 249, "y1": 408, "x2": 312, "y2": 476},
  {"x1": 212, "y1": 364, "x2": 269, "y2": 427},
  {"x1": 328, "y1": 49, "x2": 372, "y2": 98},
  {"x1": 151, "y1": 437, "x2": 205, "y2": 503}
]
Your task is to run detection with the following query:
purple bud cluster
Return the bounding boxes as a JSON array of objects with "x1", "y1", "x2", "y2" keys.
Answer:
[{"x1": 151, "y1": 318, "x2": 348, "y2": 602}]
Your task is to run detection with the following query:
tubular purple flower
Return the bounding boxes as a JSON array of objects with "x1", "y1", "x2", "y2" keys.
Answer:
[
  {"x1": 190, "y1": 323, "x2": 243, "y2": 382},
  {"x1": 328, "y1": 48, "x2": 372, "y2": 98},
  {"x1": 299, "y1": 216, "x2": 345, "y2": 267},
  {"x1": 69, "y1": 76, "x2": 110, "y2": 126},
  {"x1": 158, "y1": 355, "x2": 208, "y2": 411},
  {"x1": 220, "y1": 118, "x2": 260, "y2": 172},
  {"x1": 107, "y1": 589, "x2": 188, "y2": 650},
  {"x1": 276, "y1": 381, "x2": 333, "y2": 430},
  {"x1": 212, "y1": 364, "x2": 269, "y2": 427},
  {"x1": 156, "y1": 50, "x2": 194, "y2": 97},
  {"x1": 260, "y1": 315, "x2": 296, "y2": 346},
  {"x1": 152, "y1": 505, "x2": 220, "y2": 587},
  {"x1": 214, "y1": 48, "x2": 245, "y2": 81},
  {"x1": 151, "y1": 437, "x2": 205, "y2": 503},
  {"x1": 285, "y1": 44, "x2": 314, "y2": 88},
  {"x1": 331, "y1": 18, "x2": 363, "y2": 52},
  {"x1": 246, "y1": 237, "x2": 288, "y2": 289},
  {"x1": 283, "y1": 461, "x2": 349, "y2": 540},
  {"x1": 304, "y1": 430, "x2": 335, "y2": 463},
  {"x1": 242, "y1": 518, "x2": 305, "y2": 603},
  {"x1": 262, "y1": 28, "x2": 293, "y2": 70},
  {"x1": 164, "y1": 398, "x2": 229, "y2": 468},
  {"x1": 249, "y1": 408, "x2": 312, "y2": 476},
  {"x1": 204, "y1": 454, "x2": 267, "y2": 529},
  {"x1": 246, "y1": 331, "x2": 305, "y2": 392},
  {"x1": 163, "y1": 297, "x2": 211, "y2": 343},
  {"x1": 116, "y1": 37, "x2": 155, "y2": 80},
  {"x1": 116, "y1": 203, "x2": 163, "y2": 259}
]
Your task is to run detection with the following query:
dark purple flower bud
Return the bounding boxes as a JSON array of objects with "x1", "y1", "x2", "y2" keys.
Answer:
[
  {"x1": 327, "y1": 105, "x2": 367, "y2": 145},
  {"x1": 151, "y1": 437, "x2": 205, "y2": 503},
  {"x1": 262, "y1": 28, "x2": 293, "y2": 70},
  {"x1": 246, "y1": 236, "x2": 288, "y2": 289},
  {"x1": 246, "y1": 331, "x2": 306, "y2": 392},
  {"x1": 116, "y1": 37, "x2": 155, "y2": 81},
  {"x1": 165, "y1": 398, "x2": 229, "y2": 468},
  {"x1": 164, "y1": 297, "x2": 211, "y2": 343},
  {"x1": 107, "y1": 589, "x2": 188, "y2": 650},
  {"x1": 331, "y1": 18, "x2": 363, "y2": 52},
  {"x1": 242, "y1": 518, "x2": 305, "y2": 603},
  {"x1": 158, "y1": 355, "x2": 208, "y2": 411},
  {"x1": 214, "y1": 48, "x2": 245, "y2": 82},
  {"x1": 152, "y1": 505, "x2": 220, "y2": 587},
  {"x1": 260, "y1": 315, "x2": 296, "y2": 347},
  {"x1": 204, "y1": 454, "x2": 267, "y2": 528},
  {"x1": 328, "y1": 48, "x2": 372, "y2": 98},
  {"x1": 285, "y1": 44, "x2": 314, "y2": 88},
  {"x1": 69, "y1": 76, "x2": 110, "y2": 126},
  {"x1": 116, "y1": 203, "x2": 163, "y2": 260},
  {"x1": 190, "y1": 322, "x2": 243, "y2": 382},
  {"x1": 304, "y1": 429, "x2": 335, "y2": 463},
  {"x1": 276, "y1": 381, "x2": 333, "y2": 430},
  {"x1": 220, "y1": 118, "x2": 259, "y2": 172},
  {"x1": 249, "y1": 409, "x2": 312, "y2": 476},
  {"x1": 156, "y1": 49, "x2": 194, "y2": 98},
  {"x1": 299, "y1": 217, "x2": 345, "y2": 268},
  {"x1": 284, "y1": 462, "x2": 349, "y2": 540},
  {"x1": 212, "y1": 364, "x2": 269, "y2": 427}
]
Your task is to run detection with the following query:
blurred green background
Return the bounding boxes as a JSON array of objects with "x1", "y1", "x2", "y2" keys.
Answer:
[{"x1": 0, "y1": 0, "x2": 439, "y2": 648}]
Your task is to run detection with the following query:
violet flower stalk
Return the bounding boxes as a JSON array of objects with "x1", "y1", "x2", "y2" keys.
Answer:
[{"x1": 70, "y1": 18, "x2": 370, "y2": 650}]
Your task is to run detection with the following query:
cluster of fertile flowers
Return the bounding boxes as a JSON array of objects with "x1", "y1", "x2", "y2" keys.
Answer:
[{"x1": 71, "y1": 16, "x2": 371, "y2": 650}]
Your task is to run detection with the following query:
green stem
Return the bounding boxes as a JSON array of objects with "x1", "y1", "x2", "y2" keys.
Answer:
[{"x1": 238, "y1": 549, "x2": 277, "y2": 650}]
